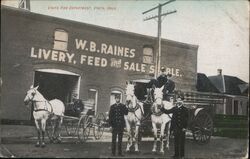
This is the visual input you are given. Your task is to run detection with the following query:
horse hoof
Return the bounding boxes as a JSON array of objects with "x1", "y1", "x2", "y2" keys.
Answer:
[
  {"x1": 35, "y1": 142, "x2": 40, "y2": 147},
  {"x1": 41, "y1": 142, "x2": 46, "y2": 148}
]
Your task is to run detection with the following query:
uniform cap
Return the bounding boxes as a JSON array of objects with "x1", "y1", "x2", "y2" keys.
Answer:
[
  {"x1": 166, "y1": 73, "x2": 172, "y2": 77},
  {"x1": 160, "y1": 66, "x2": 166, "y2": 71},
  {"x1": 149, "y1": 73, "x2": 155, "y2": 77}
]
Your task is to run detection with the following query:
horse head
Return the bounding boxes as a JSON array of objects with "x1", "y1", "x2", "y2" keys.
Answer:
[
  {"x1": 125, "y1": 81, "x2": 136, "y2": 108},
  {"x1": 152, "y1": 85, "x2": 164, "y2": 113},
  {"x1": 24, "y1": 85, "x2": 39, "y2": 105}
]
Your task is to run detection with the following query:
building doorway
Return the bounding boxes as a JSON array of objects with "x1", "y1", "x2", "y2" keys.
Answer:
[{"x1": 33, "y1": 69, "x2": 80, "y2": 119}]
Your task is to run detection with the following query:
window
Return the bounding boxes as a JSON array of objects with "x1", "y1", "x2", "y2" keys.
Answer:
[
  {"x1": 142, "y1": 45, "x2": 154, "y2": 64},
  {"x1": 53, "y1": 29, "x2": 68, "y2": 51},
  {"x1": 110, "y1": 90, "x2": 122, "y2": 106},
  {"x1": 88, "y1": 89, "x2": 98, "y2": 115},
  {"x1": 18, "y1": 0, "x2": 30, "y2": 10},
  {"x1": 233, "y1": 100, "x2": 238, "y2": 115}
]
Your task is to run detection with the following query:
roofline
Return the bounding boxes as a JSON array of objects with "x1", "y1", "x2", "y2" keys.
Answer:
[
  {"x1": 2, "y1": 5, "x2": 199, "y2": 50},
  {"x1": 208, "y1": 74, "x2": 248, "y2": 84}
]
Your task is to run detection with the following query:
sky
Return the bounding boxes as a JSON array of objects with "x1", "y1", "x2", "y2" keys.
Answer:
[{"x1": 2, "y1": 0, "x2": 249, "y2": 82}]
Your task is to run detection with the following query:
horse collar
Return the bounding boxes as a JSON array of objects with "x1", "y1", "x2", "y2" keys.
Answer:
[
  {"x1": 128, "y1": 103, "x2": 140, "y2": 112},
  {"x1": 153, "y1": 111, "x2": 163, "y2": 116}
]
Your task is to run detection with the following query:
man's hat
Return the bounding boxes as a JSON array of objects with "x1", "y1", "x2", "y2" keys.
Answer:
[
  {"x1": 160, "y1": 66, "x2": 166, "y2": 71},
  {"x1": 115, "y1": 94, "x2": 121, "y2": 99},
  {"x1": 149, "y1": 73, "x2": 155, "y2": 77},
  {"x1": 166, "y1": 73, "x2": 172, "y2": 77}
]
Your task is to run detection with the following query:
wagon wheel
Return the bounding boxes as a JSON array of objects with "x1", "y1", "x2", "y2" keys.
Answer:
[
  {"x1": 93, "y1": 113, "x2": 105, "y2": 140},
  {"x1": 46, "y1": 119, "x2": 60, "y2": 142},
  {"x1": 64, "y1": 119, "x2": 78, "y2": 136},
  {"x1": 77, "y1": 115, "x2": 91, "y2": 143},
  {"x1": 192, "y1": 112, "x2": 213, "y2": 144}
]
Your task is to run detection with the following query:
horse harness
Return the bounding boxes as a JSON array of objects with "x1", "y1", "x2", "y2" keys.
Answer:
[
  {"x1": 32, "y1": 101, "x2": 53, "y2": 114},
  {"x1": 152, "y1": 97, "x2": 172, "y2": 119},
  {"x1": 152, "y1": 96, "x2": 164, "y2": 116},
  {"x1": 29, "y1": 90, "x2": 53, "y2": 114},
  {"x1": 127, "y1": 103, "x2": 144, "y2": 122}
]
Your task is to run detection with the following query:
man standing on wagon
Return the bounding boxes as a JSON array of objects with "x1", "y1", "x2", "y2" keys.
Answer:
[
  {"x1": 157, "y1": 66, "x2": 175, "y2": 101},
  {"x1": 109, "y1": 94, "x2": 128, "y2": 157},
  {"x1": 148, "y1": 66, "x2": 175, "y2": 101},
  {"x1": 160, "y1": 92, "x2": 189, "y2": 159}
]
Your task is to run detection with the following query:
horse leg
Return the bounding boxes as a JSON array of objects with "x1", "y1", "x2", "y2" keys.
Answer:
[
  {"x1": 165, "y1": 122, "x2": 171, "y2": 150},
  {"x1": 51, "y1": 119, "x2": 55, "y2": 141},
  {"x1": 41, "y1": 119, "x2": 47, "y2": 148},
  {"x1": 126, "y1": 123, "x2": 132, "y2": 152},
  {"x1": 134, "y1": 125, "x2": 140, "y2": 152},
  {"x1": 57, "y1": 116, "x2": 63, "y2": 143},
  {"x1": 152, "y1": 123, "x2": 157, "y2": 152},
  {"x1": 160, "y1": 122, "x2": 167, "y2": 153},
  {"x1": 34, "y1": 119, "x2": 41, "y2": 147}
]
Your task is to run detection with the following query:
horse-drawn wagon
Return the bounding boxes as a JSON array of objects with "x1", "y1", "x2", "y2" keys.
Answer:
[
  {"x1": 46, "y1": 99, "x2": 107, "y2": 143},
  {"x1": 129, "y1": 79, "x2": 224, "y2": 145},
  {"x1": 24, "y1": 85, "x2": 107, "y2": 147}
]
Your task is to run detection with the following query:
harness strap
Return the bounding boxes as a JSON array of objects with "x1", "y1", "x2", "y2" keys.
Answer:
[
  {"x1": 32, "y1": 100, "x2": 53, "y2": 114},
  {"x1": 152, "y1": 111, "x2": 163, "y2": 116},
  {"x1": 34, "y1": 109, "x2": 50, "y2": 112},
  {"x1": 127, "y1": 103, "x2": 140, "y2": 112},
  {"x1": 127, "y1": 103, "x2": 144, "y2": 124}
]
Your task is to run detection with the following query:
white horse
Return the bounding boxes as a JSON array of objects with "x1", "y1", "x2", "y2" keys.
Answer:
[
  {"x1": 24, "y1": 85, "x2": 65, "y2": 147},
  {"x1": 151, "y1": 85, "x2": 174, "y2": 153},
  {"x1": 125, "y1": 82, "x2": 144, "y2": 152}
]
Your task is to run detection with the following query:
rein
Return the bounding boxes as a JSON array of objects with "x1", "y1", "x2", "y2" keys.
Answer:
[
  {"x1": 126, "y1": 101, "x2": 144, "y2": 122},
  {"x1": 29, "y1": 90, "x2": 53, "y2": 113},
  {"x1": 32, "y1": 100, "x2": 53, "y2": 113},
  {"x1": 127, "y1": 103, "x2": 140, "y2": 112}
]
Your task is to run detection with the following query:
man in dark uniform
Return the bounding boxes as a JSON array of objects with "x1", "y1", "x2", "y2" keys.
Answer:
[
  {"x1": 157, "y1": 66, "x2": 168, "y2": 87},
  {"x1": 157, "y1": 66, "x2": 175, "y2": 101},
  {"x1": 160, "y1": 92, "x2": 188, "y2": 159},
  {"x1": 109, "y1": 94, "x2": 128, "y2": 156},
  {"x1": 162, "y1": 73, "x2": 175, "y2": 101}
]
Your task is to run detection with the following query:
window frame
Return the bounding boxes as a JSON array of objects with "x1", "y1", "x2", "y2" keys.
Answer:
[
  {"x1": 53, "y1": 29, "x2": 69, "y2": 52},
  {"x1": 142, "y1": 45, "x2": 154, "y2": 64},
  {"x1": 87, "y1": 88, "x2": 98, "y2": 116}
]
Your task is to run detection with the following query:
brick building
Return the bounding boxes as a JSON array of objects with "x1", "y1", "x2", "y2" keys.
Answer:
[{"x1": 1, "y1": 6, "x2": 198, "y2": 121}]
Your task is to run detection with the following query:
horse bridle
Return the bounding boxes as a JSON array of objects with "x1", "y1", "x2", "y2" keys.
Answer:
[
  {"x1": 28, "y1": 89, "x2": 53, "y2": 113},
  {"x1": 153, "y1": 95, "x2": 174, "y2": 119},
  {"x1": 152, "y1": 94, "x2": 164, "y2": 116},
  {"x1": 125, "y1": 92, "x2": 145, "y2": 123},
  {"x1": 126, "y1": 93, "x2": 138, "y2": 111}
]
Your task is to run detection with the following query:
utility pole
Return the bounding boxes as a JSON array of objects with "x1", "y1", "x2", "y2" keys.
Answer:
[{"x1": 143, "y1": 0, "x2": 176, "y2": 78}]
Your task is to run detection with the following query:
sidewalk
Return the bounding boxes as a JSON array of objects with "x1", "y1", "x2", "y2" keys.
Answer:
[
  {"x1": 1, "y1": 125, "x2": 37, "y2": 139},
  {"x1": 1, "y1": 124, "x2": 202, "y2": 144},
  {"x1": 1, "y1": 124, "x2": 229, "y2": 144}
]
